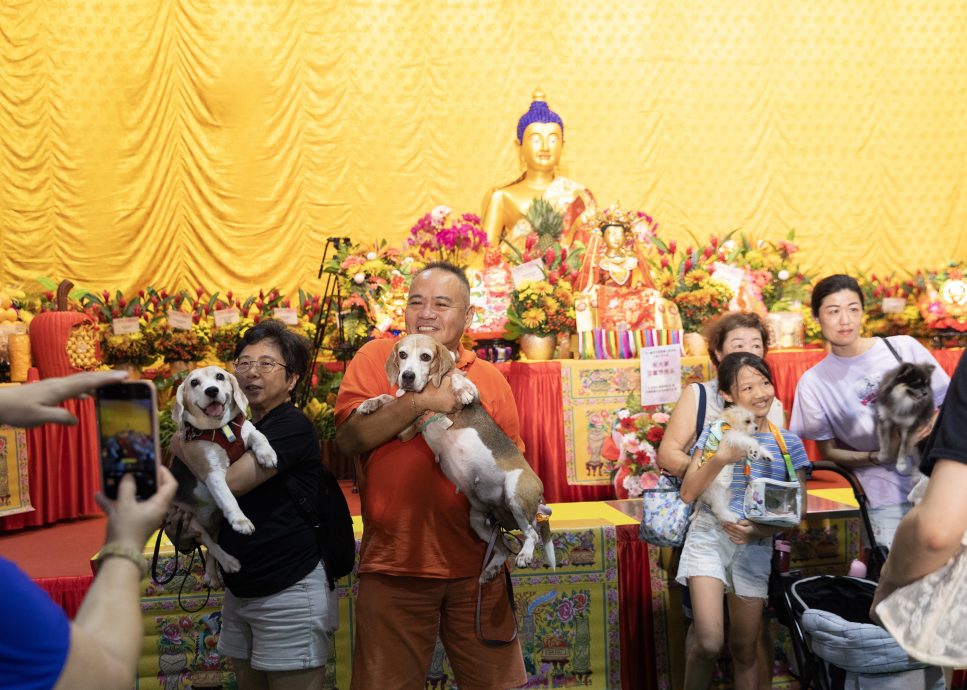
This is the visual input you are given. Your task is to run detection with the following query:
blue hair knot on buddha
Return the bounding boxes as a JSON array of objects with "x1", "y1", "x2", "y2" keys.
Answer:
[{"x1": 516, "y1": 96, "x2": 564, "y2": 144}]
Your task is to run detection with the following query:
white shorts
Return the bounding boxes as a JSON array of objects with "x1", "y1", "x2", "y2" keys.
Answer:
[
  {"x1": 218, "y1": 561, "x2": 338, "y2": 672},
  {"x1": 866, "y1": 502, "x2": 912, "y2": 549},
  {"x1": 675, "y1": 511, "x2": 773, "y2": 599}
]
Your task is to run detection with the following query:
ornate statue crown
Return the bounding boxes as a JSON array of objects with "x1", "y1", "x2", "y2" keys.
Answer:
[{"x1": 592, "y1": 205, "x2": 637, "y2": 232}]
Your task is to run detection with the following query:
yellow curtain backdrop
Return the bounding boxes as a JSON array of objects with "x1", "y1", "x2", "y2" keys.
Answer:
[{"x1": 2, "y1": 0, "x2": 965, "y2": 296}]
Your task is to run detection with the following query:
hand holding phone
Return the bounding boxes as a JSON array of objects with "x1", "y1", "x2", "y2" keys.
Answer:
[{"x1": 95, "y1": 380, "x2": 162, "y2": 501}]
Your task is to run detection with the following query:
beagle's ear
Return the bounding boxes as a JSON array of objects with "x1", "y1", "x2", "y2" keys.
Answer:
[
  {"x1": 172, "y1": 379, "x2": 186, "y2": 424},
  {"x1": 428, "y1": 341, "x2": 455, "y2": 389},
  {"x1": 385, "y1": 341, "x2": 402, "y2": 388},
  {"x1": 227, "y1": 371, "x2": 249, "y2": 415}
]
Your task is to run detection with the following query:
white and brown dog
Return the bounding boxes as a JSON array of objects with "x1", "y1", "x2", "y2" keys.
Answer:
[
  {"x1": 358, "y1": 334, "x2": 556, "y2": 582},
  {"x1": 167, "y1": 366, "x2": 277, "y2": 584},
  {"x1": 695, "y1": 405, "x2": 774, "y2": 524}
]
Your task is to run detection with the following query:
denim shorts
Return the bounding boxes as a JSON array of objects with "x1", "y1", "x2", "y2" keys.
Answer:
[
  {"x1": 866, "y1": 501, "x2": 912, "y2": 549},
  {"x1": 218, "y1": 561, "x2": 338, "y2": 671},
  {"x1": 675, "y1": 511, "x2": 772, "y2": 599}
]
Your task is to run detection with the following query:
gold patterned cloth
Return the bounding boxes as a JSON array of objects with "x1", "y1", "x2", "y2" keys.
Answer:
[{"x1": 2, "y1": 2, "x2": 967, "y2": 293}]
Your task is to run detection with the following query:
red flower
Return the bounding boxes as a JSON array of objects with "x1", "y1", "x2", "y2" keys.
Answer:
[
  {"x1": 619, "y1": 417, "x2": 637, "y2": 432},
  {"x1": 646, "y1": 426, "x2": 664, "y2": 443},
  {"x1": 525, "y1": 234, "x2": 538, "y2": 251},
  {"x1": 668, "y1": 240, "x2": 677, "y2": 254}
]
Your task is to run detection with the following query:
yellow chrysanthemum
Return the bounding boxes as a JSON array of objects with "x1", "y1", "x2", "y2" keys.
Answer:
[{"x1": 521, "y1": 308, "x2": 546, "y2": 329}]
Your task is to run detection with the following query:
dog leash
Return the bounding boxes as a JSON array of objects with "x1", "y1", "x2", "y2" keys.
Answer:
[
  {"x1": 475, "y1": 522, "x2": 519, "y2": 647},
  {"x1": 150, "y1": 522, "x2": 213, "y2": 613}
]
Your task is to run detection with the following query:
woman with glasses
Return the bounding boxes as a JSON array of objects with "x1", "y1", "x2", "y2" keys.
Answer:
[{"x1": 215, "y1": 319, "x2": 336, "y2": 690}]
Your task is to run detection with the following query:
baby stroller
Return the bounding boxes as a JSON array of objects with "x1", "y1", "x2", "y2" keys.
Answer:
[{"x1": 770, "y1": 461, "x2": 944, "y2": 690}]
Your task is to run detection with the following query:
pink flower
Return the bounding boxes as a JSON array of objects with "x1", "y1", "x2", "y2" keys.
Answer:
[{"x1": 652, "y1": 412, "x2": 670, "y2": 424}]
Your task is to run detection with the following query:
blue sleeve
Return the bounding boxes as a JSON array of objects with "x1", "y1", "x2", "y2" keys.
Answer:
[
  {"x1": 0, "y1": 557, "x2": 71, "y2": 690},
  {"x1": 691, "y1": 424, "x2": 713, "y2": 456},
  {"x1": 783, "y1": 431, "x2": 811, "y2": 471}
]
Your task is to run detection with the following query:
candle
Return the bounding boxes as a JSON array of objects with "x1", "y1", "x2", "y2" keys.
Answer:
[{"x1": 8, "y1": 333, "x2": 31, "y2": 382}]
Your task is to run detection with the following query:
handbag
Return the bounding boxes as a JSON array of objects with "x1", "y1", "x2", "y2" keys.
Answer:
[
  {"x1": 743, "y1": 422, "x2": 802, "y2": 528},
  {"x1": 640, "y1": 473, "x2": 693, "y2": 547}
]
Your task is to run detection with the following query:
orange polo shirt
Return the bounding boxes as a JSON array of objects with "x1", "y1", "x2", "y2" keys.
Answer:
[{"x1": 335, "y1": 338, "x2": 525, "y2": 579}]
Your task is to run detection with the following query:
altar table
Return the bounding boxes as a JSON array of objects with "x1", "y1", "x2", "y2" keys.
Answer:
[
  {"x1": 127, "y1": 503, "x2": 644, "y2": 690},
  {"x1": 498, "y1": 348, "x2": 963, "y2": 503}
]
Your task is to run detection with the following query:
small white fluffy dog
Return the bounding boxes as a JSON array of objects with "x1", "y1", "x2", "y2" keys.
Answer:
[
  {"x1": 695, "y1": 405, "x2": 774, "y2": 524},
  {"x1": 358, "y1": 334, "x2": 556, "y2": 582},
  {"x1": 167, "y1": 366, "x2": 277, "y2": 584}
]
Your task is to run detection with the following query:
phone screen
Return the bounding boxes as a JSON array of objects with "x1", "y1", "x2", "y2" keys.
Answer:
[{"x1": 95, "y1": 382, "x2": 160, "y2": 500}]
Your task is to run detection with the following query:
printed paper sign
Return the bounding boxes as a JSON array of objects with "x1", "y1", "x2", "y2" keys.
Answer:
[
  {"x1": 274, "y1": 307, "x2": 299, "y2": 325},
  {"x1": 167, "y1": 309, "x2": 194, "y2": 330},
  {"x1": 213, "y1": 308, "x2": 240, "y2": 327},
  {"x1": 640, "y1": 344, "x2": 682, "y2": 406},
  {"x1": 111, "y1": 316, "x2": 141, "y2": 336},
  {"x1": 711, "y1": 262, "x2": 745, "y2": 293},
  {"x1": 881, "y1": 297, "x2": 906, "y2": 314},
  {"x1": 510, "y1": 259, "x2": 547, "y2": 288}
]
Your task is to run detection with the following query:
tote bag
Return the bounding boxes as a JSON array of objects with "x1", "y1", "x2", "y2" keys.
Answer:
[{"x1": 640, "y1": 474, "x2": 693, "y2": 547}]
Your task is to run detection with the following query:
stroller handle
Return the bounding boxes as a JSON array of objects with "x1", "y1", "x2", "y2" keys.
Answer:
[{"x1": 807, "y1": 460, "x2": 888, "y2": 578}]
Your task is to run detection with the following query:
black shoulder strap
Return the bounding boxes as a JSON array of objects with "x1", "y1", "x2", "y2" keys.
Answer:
[
  {"x1": 695, "y1": 383, "x2": 707, "y2": 440},
  {"x1": 880, "y1": 336, "x2": 902, "y2": 363}
]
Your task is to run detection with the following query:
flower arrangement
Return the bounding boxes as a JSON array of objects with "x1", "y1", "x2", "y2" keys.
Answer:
[
  {"x1": 152, "y1": 322, "x2": 212, "y2": 363},
  {"x1": 101, "y1": 329, "x2": 156, "y2": 367},
  {"x1": 908, "y1": 262, "x2": 967, "y2": 332},
  {"x1": 405, "y1": 206, "x2": 489, "y2": 268},
  {"x1": 727, "y1": 232, "x2": 812, "y2": 312},
  {"x1": 611, "y1": 396, "x2": 670, "y2": 497},
  {"x1": 504, "y1": 280, "x2": 576, "y2": 338},
  {"x1": 857, "y1": 272, "x2": 924, "y2": 337},
  {"x1": 649, "y1": 235, "x2": 734, "y2": 332},
  {"x1": 504, "y1": 199, "x2": 584, "y2": 284},
  {"x1": 210, "y1": 318, "x2": 254, "y2": 362}
]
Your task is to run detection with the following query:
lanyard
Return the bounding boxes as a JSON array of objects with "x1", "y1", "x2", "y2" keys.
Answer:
[{"x1": 744, "y1": 421, "x2": 796, "y2": 480}]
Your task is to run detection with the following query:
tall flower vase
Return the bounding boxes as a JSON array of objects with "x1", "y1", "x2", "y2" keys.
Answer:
[
  {"x1": 518, "y1": 334, "x2": 557, "y2": 361},
  {"x1": 612, "y1": 465, "x2": 632, "y2": 500}
]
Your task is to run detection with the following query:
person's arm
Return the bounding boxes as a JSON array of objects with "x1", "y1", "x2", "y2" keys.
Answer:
[
  {"x1": 55, "y1": 467, "x2": 177, "y2": 690},
  {"x1": 0, "y1": 370, "x2": 128, "y2": 428},
  {"x1": 335, "y1": 377, "x2": 462, "y2": 457},
  {"x1": 679, "y1": 440, "x2": 747, "y2": 504},
  {"x1": 657, "y1": 384, "x2": 699, "y2": 478},
  {"x1": 871, "y1": 459, "x2": 967, "y2": 620},
  {"x1": 816, "y1": 439, "x2": 878, "y2": 468}
]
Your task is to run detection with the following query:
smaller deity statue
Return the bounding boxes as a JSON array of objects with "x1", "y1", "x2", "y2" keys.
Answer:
[{"x1": 575, "y1": 207, "x2": 681, "y2": 332}]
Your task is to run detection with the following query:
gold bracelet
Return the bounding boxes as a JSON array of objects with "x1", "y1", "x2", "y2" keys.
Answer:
[
  {"x1": 95, "y1": 542, "x2": 147, "y2": 577},
  {"x1": 410, "y1": 393, "x2": 423, "y2": 418}
]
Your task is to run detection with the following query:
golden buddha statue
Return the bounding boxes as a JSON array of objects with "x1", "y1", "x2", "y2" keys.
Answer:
[{"x1": 482, "y1": 90, "x2": 596, "y2": 260}]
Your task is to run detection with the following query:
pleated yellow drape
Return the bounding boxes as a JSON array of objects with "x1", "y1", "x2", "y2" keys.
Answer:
[{"x1": 2, "y1": 0, "x2": 965, "y2": 296}]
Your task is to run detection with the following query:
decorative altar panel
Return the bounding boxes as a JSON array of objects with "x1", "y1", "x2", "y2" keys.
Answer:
[
  {"x1": 131, "y1": 507, "x2": 631, "y2": 690},
  {"x1": 562, "y1": 356, "x2": 712, "y2": 486},
  {"x1": 0, "y1": 425, "x2": 31, "y2": 518}
]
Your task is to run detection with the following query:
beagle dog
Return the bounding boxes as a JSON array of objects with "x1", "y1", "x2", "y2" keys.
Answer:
[
  {"x1": 358, "y1": 334, "x2": 556, "y2": 582},
  {"x1": 167, "y1": 366, "x2": 277, "y2": 585}
]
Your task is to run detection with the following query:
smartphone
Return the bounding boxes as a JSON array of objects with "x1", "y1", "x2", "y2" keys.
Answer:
[{"x1": 95, "y1": 380, "x2": 161, "y2": 500}]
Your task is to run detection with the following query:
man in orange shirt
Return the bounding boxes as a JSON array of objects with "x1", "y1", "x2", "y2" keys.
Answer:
[{"x1": 335, "y1": 262, "x2": 527, "y2": 690}]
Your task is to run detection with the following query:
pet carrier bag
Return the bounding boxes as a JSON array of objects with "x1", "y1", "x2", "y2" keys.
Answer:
[{"x1": 744, "y1": 422, "x2": 802, "y2": 528}]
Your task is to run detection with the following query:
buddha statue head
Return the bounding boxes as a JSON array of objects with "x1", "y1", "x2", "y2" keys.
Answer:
[{"x1": 516, "y1": 90, "x2": 565, "y2": 174}]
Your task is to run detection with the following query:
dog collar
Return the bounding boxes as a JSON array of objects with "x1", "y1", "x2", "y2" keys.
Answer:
[{"x1": 417, "y1": 412, "x2": 448, "y2": 433}]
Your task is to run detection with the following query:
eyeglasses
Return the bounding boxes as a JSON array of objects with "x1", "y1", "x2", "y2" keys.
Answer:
[{"x1": 233, "y1": 358, "x2": 288, "y2": 375}]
